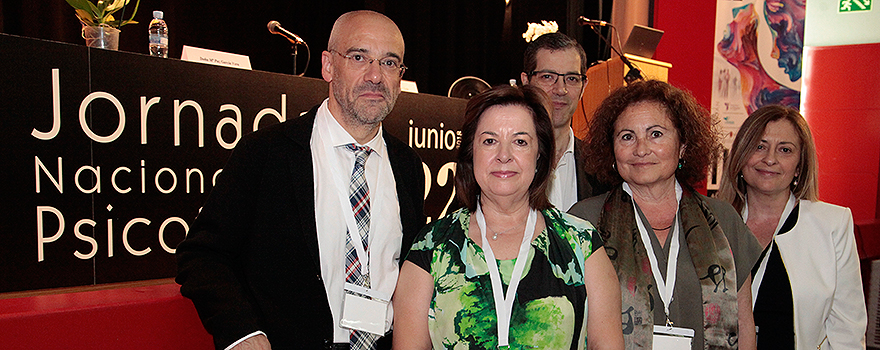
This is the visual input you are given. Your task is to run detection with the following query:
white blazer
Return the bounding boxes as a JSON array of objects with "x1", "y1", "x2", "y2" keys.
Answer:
[{"x1": 747, "y1": 194, "x2": 867, "y2": 350}]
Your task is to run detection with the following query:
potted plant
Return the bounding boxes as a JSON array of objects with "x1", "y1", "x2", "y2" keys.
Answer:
[{"x1": 65, "y1": 0, "x2": 141, "y2": 50}]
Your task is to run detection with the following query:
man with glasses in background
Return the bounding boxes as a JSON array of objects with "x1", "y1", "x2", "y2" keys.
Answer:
[
  {"x1": 176, "y1": 10, "x2": 424, "y2": 350},
  {"x1": 521, "y1": 32, "x2": 607, "y2": 211}
]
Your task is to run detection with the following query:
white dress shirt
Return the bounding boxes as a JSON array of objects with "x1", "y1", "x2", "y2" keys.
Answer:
[
  {"x1": 311, "y1": 99, "x2": 402, "y2": 342},
  {"x1": 548, "y1": 127, "x2": 578, "y2": 211}
]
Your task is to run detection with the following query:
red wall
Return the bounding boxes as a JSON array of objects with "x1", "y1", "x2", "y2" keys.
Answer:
[
  {"x1": 652, "y1": 2, "x2": 880, "y2": 221},
  {"x1": 652, "y1": 0, "x2": 717, "y2": 108},
  {"x1": 802, "y1": 43, "x2": 880, "y2": 222}
]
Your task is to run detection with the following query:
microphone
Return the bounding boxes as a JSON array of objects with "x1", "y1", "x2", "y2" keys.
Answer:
[
  {"x1": 267, "y1": 20, "x2": 305, "y2": 45},
  {"x1": 577, "y1": 16, "x2": 609, "y2": 27}
]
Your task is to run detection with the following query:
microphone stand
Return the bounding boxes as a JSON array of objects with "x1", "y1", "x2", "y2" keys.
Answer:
[
  {"x1": 588, "y1": 24, "x2": 643, "y2": 84},
  {"x1": 291, "y1": 44, "x2": 298, "y2": 76}
]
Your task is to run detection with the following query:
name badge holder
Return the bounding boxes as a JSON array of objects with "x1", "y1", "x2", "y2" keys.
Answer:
[
  {"x1": 653, "y1": 325, "x2": 695, "y2": 349},
  {"x1": 622, "y1": 182, "x2": 694, "y2": 350},
  {"x1": 340, "y1": 283, "x2": 390, "y2": 336}
]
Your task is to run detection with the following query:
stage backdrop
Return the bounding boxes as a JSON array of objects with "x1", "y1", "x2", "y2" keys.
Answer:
[{"x1": 0, "y1": 34, "x2": 466, "y2": 293}]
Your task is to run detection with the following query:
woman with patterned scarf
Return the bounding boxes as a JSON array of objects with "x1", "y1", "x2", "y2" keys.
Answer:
[{"x1": 569, "y1": 80, "x2": 762, "y2": 350}]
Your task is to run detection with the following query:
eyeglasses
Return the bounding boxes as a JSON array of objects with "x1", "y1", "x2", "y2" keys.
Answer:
[
  {"x1": 528, "y1": 70, "x2": 588, "y2": 87},
  {"x1": 329, "y1": 49, "x2": 407, "y2": 77}
]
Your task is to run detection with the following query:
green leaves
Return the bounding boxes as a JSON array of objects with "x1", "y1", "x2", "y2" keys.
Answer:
[{"x1": 64, "y1": 0, "x2": 140, "y2": 28}]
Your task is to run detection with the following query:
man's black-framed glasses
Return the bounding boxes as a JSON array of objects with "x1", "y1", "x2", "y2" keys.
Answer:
[
  {"x1": 329, "y1": 49, "x2": 407, "y2": 77},
  {"x1": 528, "y1": 70, "x2": 588, "y2": 87}
]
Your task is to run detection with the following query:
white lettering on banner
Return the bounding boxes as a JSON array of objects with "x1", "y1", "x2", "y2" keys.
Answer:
[
  {"x1": 75, "y1": 165, "x2": 100, "y2": 193},
  {"x1": 421, "y1": 161, "x2": 458, "y2": 223},
  {"x1": 159, "y1": 217, "x2": 189, "y2": 253},
  {"x1": 123, "y1": 218, "x2": 152, "y2": 256},
  {"x1": 35, "y1": 156, "x2": 63, "y2": 193},
  {"x1": 422, "y1": 163, "x2": 431, "y2": 202},
  {"x1": 436, "y1": 162, "x2": 457, "y2": 219},
  {"x1": 36, "y1": 205, "x2": 189, "y2": 261},
  {"x1": 23, "y1": 67, "x2": 458, "y2": 267},
  {"x1": 74, "y1": 219, "x2": 98, "y2": 259},
  {"x1": 253, "y1": 94, "x2": 286, "y2": 131},
  {"x1": 155, "y1": 168, "x2": 177, "y2": 194},
  {"x1": 80, "y1": 91, "x2": 126, "y2": 143},
  {"x1": 186, "y1": 168, "x2": 205, "y2": 194},
  {"x1": 408, "y1": 119, "x2": 461, "y2": 150},
  {"x1": 31, "y1": 69, "x2": 288, "y2": 149},
  {"x1": 34, "y1": 156, "x2": 222, "y2": 195},
  {"x1": 140, "y1": 96, "x2": 161, "y2": 144},
  {"x1": 36, "y1": 206, "x2": 64, "y2": 262},
  {"x1": 112, "y1": 167, "x2": 132, "y2": 193},
  {"x1": 30, "y1": 68, "x2": 61, "y2": 140},
  {"x1": 174, "y1": 100, "x2": 205, "y2": 147},
  {"x1": 217, "y1": 104, "x2": 242, "y2": 150}
]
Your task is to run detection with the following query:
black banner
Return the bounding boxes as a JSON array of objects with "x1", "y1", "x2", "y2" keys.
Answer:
[{"x1": 0, "y1": 34, "x2": 466, "y2": 293}]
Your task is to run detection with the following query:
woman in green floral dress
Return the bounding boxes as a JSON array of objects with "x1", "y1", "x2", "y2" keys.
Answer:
[{"x1": 393, "y1": 85, "x2": 623, "y2": 350}]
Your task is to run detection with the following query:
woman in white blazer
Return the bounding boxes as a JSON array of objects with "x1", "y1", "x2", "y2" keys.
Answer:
[{"x1": 718, "y1": 105, "x2": 867, "y2": 349}]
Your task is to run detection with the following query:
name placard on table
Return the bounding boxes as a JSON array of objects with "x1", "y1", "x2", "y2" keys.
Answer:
[{"x1": 181, "y1": 45, "x2": 252, "y2": 70}]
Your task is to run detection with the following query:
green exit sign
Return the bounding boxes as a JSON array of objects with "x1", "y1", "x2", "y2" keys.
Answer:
[{"x1": 840, "y1": 0, "x2": 872, "y2": 12}]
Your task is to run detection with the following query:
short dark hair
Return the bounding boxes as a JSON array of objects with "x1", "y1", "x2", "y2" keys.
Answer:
[
  {"x1": 523, "y1": 32, "x2": 588, "y2": 75},
  {"x1": 584, "y1": 80, "x2": 722, "y2": 188},
  {"x1": 454, "y1": 85, "x2": 556, "y2": 211}
]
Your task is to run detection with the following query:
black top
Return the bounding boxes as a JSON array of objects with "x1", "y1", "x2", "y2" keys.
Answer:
[{"x1": 752, "y1": 205, "x2": 799, "y2": 350}]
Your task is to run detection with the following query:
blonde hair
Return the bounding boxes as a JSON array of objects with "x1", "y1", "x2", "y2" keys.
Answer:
[{"x1": 718, "y1": 105, "x2": 819, "y2": 211}]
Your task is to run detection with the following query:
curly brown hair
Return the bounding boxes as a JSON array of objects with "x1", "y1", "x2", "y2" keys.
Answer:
[{"x1": 584, "y1": 80, "x2": 721, "y2": 188}]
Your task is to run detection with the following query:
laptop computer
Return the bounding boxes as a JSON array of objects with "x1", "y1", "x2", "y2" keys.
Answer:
[{"x1": 622, "y1": 24, "x2": 664, "y2": 59}]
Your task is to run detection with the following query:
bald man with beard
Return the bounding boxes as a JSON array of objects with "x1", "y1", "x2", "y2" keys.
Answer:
[{"x1": 176, "y1": 10, "x2": 424, "y2": 350}]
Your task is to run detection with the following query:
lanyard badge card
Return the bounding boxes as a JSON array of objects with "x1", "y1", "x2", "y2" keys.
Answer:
[
  {"x1": 340, "y1": 282, "x2": 390, "y2": 335},
  {"x1": 653, "y1": 325, "x2": 694, "y2": 349}
]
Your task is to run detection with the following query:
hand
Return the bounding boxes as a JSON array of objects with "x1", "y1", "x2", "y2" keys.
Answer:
[{"x1": 231, "y1": 334, "x2": 271, "y2": 350}]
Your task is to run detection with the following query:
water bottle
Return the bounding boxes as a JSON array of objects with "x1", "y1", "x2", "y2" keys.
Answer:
[{"x1": 148, "y1": 11, "x2": 168, "y2": 58}]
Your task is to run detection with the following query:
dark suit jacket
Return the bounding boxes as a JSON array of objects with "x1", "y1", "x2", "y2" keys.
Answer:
[
  {"x1": 573, "y1": 136, "x2": 609, "y2": 201},
  {"x1": 176, "y1": 105, "x2": 425, "y2": 350}
]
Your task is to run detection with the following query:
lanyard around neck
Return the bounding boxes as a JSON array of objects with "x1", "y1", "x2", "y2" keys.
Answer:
[
  {"x1": 328, "y1": 144, "x2": 385, "y2": 274},
  {"x1": 475, "y1": 203, "x2": 538, "y2": 348},
  {"x1": 623, "y1": 181, "x2": 683, "y2": 328}
]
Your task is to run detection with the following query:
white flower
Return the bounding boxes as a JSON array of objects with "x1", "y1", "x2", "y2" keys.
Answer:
[{"x1": 522, "y1": 20, "x2": 559, "y2": 42}]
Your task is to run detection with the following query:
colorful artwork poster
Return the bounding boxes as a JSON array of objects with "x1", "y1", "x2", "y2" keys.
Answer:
[
  {"x1": 708, "y1": 0, "x2": 805, "y2": 190},
  {"x1": 712, "y1": 0, "x2": 805, "y2": 133}
]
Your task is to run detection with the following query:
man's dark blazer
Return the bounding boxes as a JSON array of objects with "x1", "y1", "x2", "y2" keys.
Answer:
[
  {"x1": 574, "y1": 136, "x2": 610, "y2": 201},
  {"x1": 176, "y1": 105, "x2": 425, "y2": 350}
]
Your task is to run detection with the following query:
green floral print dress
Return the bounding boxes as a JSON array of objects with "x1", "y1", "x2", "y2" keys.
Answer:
[{"x1": 405, "y1": 207, "x2": 604, "y2": 350}]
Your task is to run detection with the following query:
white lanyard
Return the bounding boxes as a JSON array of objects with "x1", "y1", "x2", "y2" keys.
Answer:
[
  {"x1": 746, "y1": 193, "x2": 797, "y2": 307},
  {"x1": 475, "y1": 203, "x2": 538, "y2": 348},
  {"x1": 623, "y1": 181, "x2": 682, "y2": 327}
]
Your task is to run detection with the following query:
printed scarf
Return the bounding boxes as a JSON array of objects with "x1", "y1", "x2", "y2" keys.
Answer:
[{"x1": 598, "y1": 185, "x2": 738, "y2": 349}]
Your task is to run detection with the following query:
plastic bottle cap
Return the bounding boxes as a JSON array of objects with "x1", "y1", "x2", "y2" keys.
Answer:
[{"x1": 153, "y1": 11, "x2": 164, "y2": 20}]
